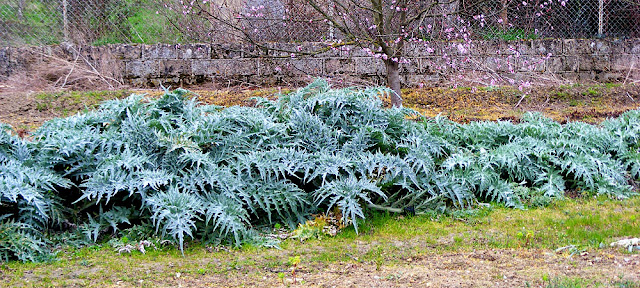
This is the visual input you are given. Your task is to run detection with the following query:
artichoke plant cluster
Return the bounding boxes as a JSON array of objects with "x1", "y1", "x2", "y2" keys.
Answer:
[{"x1": 1, "y1": 79, "x2": 638, "y2": 261}]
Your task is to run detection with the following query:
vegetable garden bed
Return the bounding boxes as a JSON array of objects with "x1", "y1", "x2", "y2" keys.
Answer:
[{"x1": 2, "y1": 79, "x2": 639, "y2": 264}]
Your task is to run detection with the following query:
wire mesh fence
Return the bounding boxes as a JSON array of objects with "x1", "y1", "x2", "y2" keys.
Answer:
[
  {"x1": 0, "y1": 0, "x2": 182, "y2": 46},
  {"x1": 464, "y1": 0, "x2": 640, "y2": 39},
  {"x1": 1, "y1": 0, "x2": 639, "y2": 47}
]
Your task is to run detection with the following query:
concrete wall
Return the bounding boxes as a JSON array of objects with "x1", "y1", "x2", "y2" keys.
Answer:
[{"x1": 2, "y1": 39, "x2": 640, "y2": 88}]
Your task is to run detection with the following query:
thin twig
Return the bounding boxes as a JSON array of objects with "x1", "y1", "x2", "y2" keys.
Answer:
[
  {"x1": 624, "y1": 61, "x2": 635, "y2": 86},
  {"x1": 60, "y1": 50, "x2": 81, "y2": 89},
  {"x1": 514, "y1": 92, "x2": 527, "y2": 108}
]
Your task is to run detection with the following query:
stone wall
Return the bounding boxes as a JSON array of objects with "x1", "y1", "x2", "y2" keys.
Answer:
[{"x1": 2, "y1": 39, "x2": 640, "y2": 88}]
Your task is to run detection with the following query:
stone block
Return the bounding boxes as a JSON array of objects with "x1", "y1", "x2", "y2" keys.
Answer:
[
  {"x1": 355, "y1": 57, "x2": 385, "y2": 75},
  {"x1": 428, "y1": 41, "x2": 452, "y2": 56},
  {"x1": 519, "y1": 56, "x2": 547, "y2": 73},
  {"x1": 515, "y1": 40, "x2": 535, "y2": 56},
  {"x1": 149, "y1": 77, "x2": 183, "y2": 87},
  {"x1": 607, "y1": 39, "x2": 627, "y2": 55},
  {"x1": 328, "y1": 45, "x2": 362, "y2": 57},
  {"x1": 555, "y1": 72, "x2": 576, "y2": 81},
  {"x1": 420, "y1": 57, "x2": 445, "y2": 73},
  {"x1": 400, "y1": 58, "x2": 419, "y2": 74},
  {"x1": 628, "y1": 39, "x2": 640, "y2": 54},
  {"x1": 143, "y1": 44, "x2": 178, "y2": 59},
  {"x1": 125, "y1": 60, "x2": 159, "y2": 78},
  {"x1": 531, "y1": 39, "x2": 563, "y2": 56},
  {"x1": 432, "y1": 41, "x2": 460, "y2": 57},
  {"x1": 562, "y1": 56, "x2": 579, "y2": 72},
  {"x1": 362, "y1": 75, "x2": 384, "y2": 86},
  {"x1": 501, "y1": 42, "x2": 520, "y2": 55},
  {"x1": 207, "y1": 59, "x2": 257, "y2": 76},
  {"x1": 564, "y1": 39, "x2": 611, "y2": 55},
  {"x1": 291, "y1": 58, "x2": 324, "y2": 75},
  {"x1": 466, "y1": 41, "x2": 486, "y2": 56},
  {"x1": 415, "y1": 58, "x2": 431, "y2": 74},
  {"x1": 485, "y1": 56, "x2": 518, "y2": 73},
  {"x1": 271, "y1": 59, "x2": 324, "y2": 76},
  {"x1": 342, "y1": 45, "x2": 369, "y2": 57},
  {"x1": 299, "y1": 43, "x2": 327, "y2": 54},
  {"x1": 191, "y1": 60, "x2": 211, "y2": 76},
  {"x1": 259, "y1": 43, "x2": 291, "y2": 58},
  {"x1": 211, "y1": 43, "x2": 244, "y2": 59},
  {"x1": 111, "y1": 44, "x2": 142, "y2": 60},
  {"x1": 0, "y1": 47, "x2": 11, "y2": 76},
  {"x1": 324, "y1": 58, "x2": 356, "y2": 75},
  {"x1": 577, "y1": 71, "x2": 596, "y2": 81},
  {"x1": 466, "y1": 56, "x2": 486, "y2": 71},
  {"x1": 160, "y1": 60, "x2": 192, "y2": 77},
  {"x1": 577, "y1": 55, "x2": 610, "y2": 72},
  {"x1": 315, "y1": 44, "x2": 342, "y2": 57},
  {"x1": 474, "y1": 40, "x2": 503, "y2": 56},
  {"x1": 178, "y1": 44, "x2": 211, "y2": 59},
  {"x1": 545, "y1": 57, "x2": 563, "y2": 73},
  {"x1": 591, "y1": 40, "x2": 611, "y2": 55},
  {"x1": 612, "y1": 54, "x2": 640, "y2": 72},
  {"x1": 80, "y1": 45, "x2": 107, "y2": 63},
  {"x1": 256, "y1": 59, "x2": 277, "y2": 76},
  {"x1": 127, "y1": 77, "x2": 151, "y2": 87},
  {"x1": 263, "y1": 42, "x2": 327, "y2": 57},
  {"x1": 563, "y1": 39, "x2": 586, "y2": 55},
  {"x1": 155, "y1": 76, "x2": 182, "y2": 86}
]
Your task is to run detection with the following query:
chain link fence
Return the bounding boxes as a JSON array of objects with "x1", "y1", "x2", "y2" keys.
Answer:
[
  {"x1": 0, "y1": 0, "x2": 181, "y2": 46},
  {"x1": 1, "y1": 0, "x2": 639, "y2": 47},
  {"x1": 464, "y1": 0, "x2": 640, "y2": 39}
]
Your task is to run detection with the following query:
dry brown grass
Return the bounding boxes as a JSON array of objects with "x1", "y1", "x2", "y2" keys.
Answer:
[{"x1": 1, "y1": 46, "x2": 123, "y2": 93}]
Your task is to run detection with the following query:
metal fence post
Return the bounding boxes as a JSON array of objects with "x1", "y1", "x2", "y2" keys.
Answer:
[
  {"x1": 62, "y1": 0, "x2": 69, "y2": 42},
  {"x1": 598, "y1": 0, "x2": 604, "y2": 36}
]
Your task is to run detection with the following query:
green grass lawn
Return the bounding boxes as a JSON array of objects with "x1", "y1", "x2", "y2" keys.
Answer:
[{"x1": 2, "y1": 196, "x2": 639, "y2": 287}]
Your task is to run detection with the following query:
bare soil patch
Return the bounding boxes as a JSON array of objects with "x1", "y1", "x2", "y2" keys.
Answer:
[
  {"x1": 1, "y1": 83, "x2": 639, "y2": 131},
  {"x1": 4, "y1": 247, "x2": 638, "y2": 287},
  {"x1": 404, "y1": 84, "x2": 640, "y2": 124}
]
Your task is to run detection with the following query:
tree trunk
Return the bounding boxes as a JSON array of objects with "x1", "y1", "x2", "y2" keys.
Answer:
[{"x1": 385, "y1": 59, "x2": 402, "y2": 108}]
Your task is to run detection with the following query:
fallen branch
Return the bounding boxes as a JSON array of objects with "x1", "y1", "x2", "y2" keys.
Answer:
[{"x1": 32, "y1": 47, "x2": 122, "y2": 89}]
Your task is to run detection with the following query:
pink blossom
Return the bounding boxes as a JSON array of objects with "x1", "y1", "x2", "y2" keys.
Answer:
[{"x1": 456, "y1": 43, "x2": 467, "y2": 54}]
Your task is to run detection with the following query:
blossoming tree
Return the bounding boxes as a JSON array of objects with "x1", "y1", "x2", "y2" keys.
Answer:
[{"x1": 166, "y1": 0, "x2": 566, "y2": 107}]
